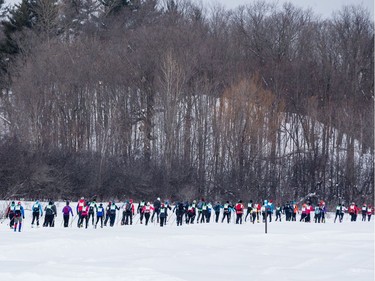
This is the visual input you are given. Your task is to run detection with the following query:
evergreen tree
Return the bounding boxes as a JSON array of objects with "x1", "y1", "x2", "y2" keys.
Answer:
[
  {"x1": 100, "y1": 0, "x2": 131, "y2": 17},
  {"x1": 2, "y1": 0, "x2": 36, "y2": 52}
]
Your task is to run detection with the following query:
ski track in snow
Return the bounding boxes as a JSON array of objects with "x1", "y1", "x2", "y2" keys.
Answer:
[{"x1": 0, "y1": 201, "x2": 373, "y2": 280}]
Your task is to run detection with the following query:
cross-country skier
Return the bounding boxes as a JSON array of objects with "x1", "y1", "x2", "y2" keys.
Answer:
[
  {"x1": 361, "y1": 204, "x2": 368, "y2": 221},
  {"x1": 213, "y1": 202, "x2": 222, "y2": 223},
  {"x1": 95, "y1": 203, "x2": 105, "y2": 228},
  {"x1": 300, "y1": 203, "x2": 308, "y2": 222},
  {"x1": 340, "y1": 204, "x2": 347, "y2": 221},
  {"x1": 305, "y1": 202, "x2": 313, "y2": 222},
  {"x1": 104, "y1": 202, "x2": 111, "y2": 226},
  {"x1": 367, "y1": 205, "x2": 373, "y2": 221},
  {"x1": 151, "y1": 197, "x2": 161, "y2": 223},
  {"x1": 334, "y1": 203, "x2": 343, "y2": 223},
  {"x1": 88, "y1": 200, "x2": 97, "y2": 226},
  {"x1": 142, "y1": 202, "x2": 154, "y2": 226},
  {"x1": 5, "y1": 201, "x2": 16, "y2": 229},
  {"x1": 253, "y1": 202, "x2": 261, "y2": 223},
  {"x1": 173, "y1": 201, "x2": 185, "y2": 226},
  {"x1": 160, "y1": 201, "x2": 172, "y2": 226},
  {"x1": 221, "y1": 201, "x2": 232, "y2": 223},
  {"x1": 13, "y1": 201, "x2": 25, "y2": 232},
  {"x1": 348, "y1": 202, "x2": 358, "y2": 221},
  {"x1": 31, "y1": 200, "x2": 43, "y2": 228},
  {"x1": 206, "y1": 202, "x2": 213, "y2": 223},
  {"x1": 283, "y1": 202, "x2": 293, "y2": 221},
  {"x1": 319, "y1": 200, "x2": 326, "y2": 223},
  {"x1": 201, "y1": 199, "x2": 210, "y2": 223},
  {"x1": 244, "y1": 200, "x2": 253, "y2": 222},
  {"x1": 235, "y1": 200, "x2": 245, "y2": 224},
  {"x1": 261, "y1": 201, "x2": 267, "y2": 223},
  {"x1": 292, "y1": 202, "x2": 298, "y2": 221},
  {"x1": 159, "y1": 203, "x2": 169, "y2": 227},
  {"x1": 275, "y1": 204, "x2": 282, "y2": 222},
  {"x1": 122, "y1": 199, "x2": 134, "y2": 225},
  {"x1": 184, "y1": 201, "x2": 190, "y2": 224},
  {"x1": 62, "y1": 201, "x2": 74, "y2": 227},
  {"x1": 196, "y1": 198, "x2": 204, "y2": 223},
  {"x1": 187, "y1": 203, "x2": 196, "y2": 224},
  {"x1": 109, "y1": 201, "x2": 120, "y2": 227},
  {"x1": 314, "y1": 205, "x2": 321, "y2": 223},
  {"x1": 43, "y1": 201, "x2": 57, "y2": 227},
  {"x1": 77, "y1": 197, "x2": 86, "y2": 227},
  {"x1": 251, "y1": 203, "x2": 258, "y2": 224},
  {"x1": 164, "y1": 201, "x2": 172, "y2": 225},
  {"x1": 191, "y1": 200, "x2": 197, "y2": 222},
  {"x1": 267, "y1": 200, "x2": 274, "y2": 222},
  {"x1": 137, "y1": 200, "x2": 146, "y2": 224},
  {"x1": 79, "y1": 204, "x2": 89, "y2": 228}
]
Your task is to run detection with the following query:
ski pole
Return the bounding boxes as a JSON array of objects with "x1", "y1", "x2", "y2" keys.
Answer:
[
  {"x1": 131, "y1": 213, "x2": 137, "y2": 225},
  {"x1": 135, "y1": 214, "x2": 140, "y2": 225},
  {"x1": 69, "y1": 214, "x2": 78, "y2": 227},
  {"x1": 0, "y1": 214, "x2": 7, "y2": 224},
  {"x1": 170, "y1": 216, "x2": 176, "y2": 226},
  {"x1": 116, "y1": 210, "x2": 120, "y2": 226}
]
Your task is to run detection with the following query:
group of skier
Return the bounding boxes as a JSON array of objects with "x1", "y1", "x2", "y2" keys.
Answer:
[
  {"x1": 333, "y1": 202, "x2": 373, "y2": 223},
  {"x1": 2, "y1": 197, "x2": 373, "y2": 231}
]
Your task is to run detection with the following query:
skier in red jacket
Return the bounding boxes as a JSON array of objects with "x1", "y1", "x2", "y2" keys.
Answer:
[
  {"x1": 235, "y1": 200, "x2": 245, "y2": 224},
  {"x1": 77, "y1": 197, "x2": 86, "y2": 227},
  {"x1": 142, "y1": 203, "x2": 154, "y2": 226},
  {"x1": 348, "y1": 202, "x2": 359, "y2": 221},
  {"x1": 367, "y1": 205, "x2": 373, "y2": 222}
]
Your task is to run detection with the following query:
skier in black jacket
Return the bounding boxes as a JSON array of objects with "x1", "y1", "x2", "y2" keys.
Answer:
[
  {"x1": 173, "y1": 201, "x2": 185, "y2": 226},
  {"x1": 151, "y1": 197, "x2": 161, "y2": 223}
]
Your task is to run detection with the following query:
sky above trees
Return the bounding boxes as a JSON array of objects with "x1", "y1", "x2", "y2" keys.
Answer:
[
  {"x1": 205, "y1": 0, "x2": 374, "y2": 19},
  {"x1": 3, "y1": 0, "x2": 374, "y2": 19}
]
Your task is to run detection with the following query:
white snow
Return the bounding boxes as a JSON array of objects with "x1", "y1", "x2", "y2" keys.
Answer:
[{"x1": 0, "y1": 201, "x2": 373, "y2": 280}]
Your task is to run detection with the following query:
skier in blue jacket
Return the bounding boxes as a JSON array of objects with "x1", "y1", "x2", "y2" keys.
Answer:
[
  {"x1": 213, "y1": 202, "x2": 222, "y2": 223},
  {"x1": 95, "y1": 203, "x2": 105, "y2": 228},
  {"x1": 31, "y1": 200, "x2": 43, "y2": 228},
  {"x1": 267, "y1": 200, "x2": 274, "y2": 222}
]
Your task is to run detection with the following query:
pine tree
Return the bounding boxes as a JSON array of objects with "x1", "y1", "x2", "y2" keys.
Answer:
[
  {"x1": 0, "y1": 0, "x2": 36, "y2": 56},
  {"x1": 100, "y1": 0, "x2": 130, "y2": 17}
]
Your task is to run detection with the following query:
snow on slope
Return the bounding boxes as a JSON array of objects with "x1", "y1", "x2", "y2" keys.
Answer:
[{"x1": 0, "y1": 201, "x2": 373, "y2": 281}]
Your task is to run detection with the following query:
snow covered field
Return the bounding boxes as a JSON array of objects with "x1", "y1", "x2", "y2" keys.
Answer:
[{"x1": 0, "y1": 201, "x2": 373, "y2": 281}]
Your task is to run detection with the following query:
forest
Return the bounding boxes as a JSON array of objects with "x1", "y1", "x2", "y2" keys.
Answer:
[{"x1": 0, "y1": 0, "x2": 373, "y2": 206}]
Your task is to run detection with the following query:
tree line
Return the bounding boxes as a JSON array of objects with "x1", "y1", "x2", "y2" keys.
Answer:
[{"x1": 0, "y1": 0, "x2": 373, "y2": 206}]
